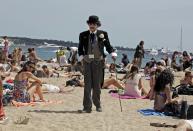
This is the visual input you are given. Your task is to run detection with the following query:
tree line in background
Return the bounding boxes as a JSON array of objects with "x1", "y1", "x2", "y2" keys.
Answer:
[{"x1": 0, "y1": 36, "x2": 135, "y2": 51}]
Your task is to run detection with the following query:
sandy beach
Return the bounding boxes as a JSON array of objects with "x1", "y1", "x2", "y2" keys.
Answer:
[
  {"x1": 1, "y1": 0, "x2": 193, "y2": 130},
  {"x1": 0, "y1": 71, "x2": 192, "y2": 131}
]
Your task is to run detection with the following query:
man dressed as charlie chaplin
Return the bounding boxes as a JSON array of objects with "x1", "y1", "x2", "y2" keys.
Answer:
[{"x1": 78, "y1": 15, "x2": 117, "y2": 113}]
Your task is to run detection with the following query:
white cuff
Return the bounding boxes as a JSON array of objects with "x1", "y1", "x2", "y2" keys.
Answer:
[
  {"x1": 111, "y1": 52, "x2": 117, "y2": 57},
  {"x1": 78, "y1": 55, "x2": 84, "y2": 61}
]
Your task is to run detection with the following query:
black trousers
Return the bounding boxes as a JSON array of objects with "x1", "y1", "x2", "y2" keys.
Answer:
[{"x1": 83, "y1": 60, "x2": 103, "y2": 110}]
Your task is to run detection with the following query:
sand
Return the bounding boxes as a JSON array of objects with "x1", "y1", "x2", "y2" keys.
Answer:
[{"x1": 0, "y1": 71, "x2": 193, "y2": 131}]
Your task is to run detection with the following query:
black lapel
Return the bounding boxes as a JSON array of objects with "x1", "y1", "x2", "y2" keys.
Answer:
[
  {"x1": 96, "y1": 30, "x2": 101, "y2": 41},
  {"x1": 97, "y1": 30, "x2": 102, "y2": 43},
  {"x1": 83, "y1": 30, "x2": 90, "y2": 47},
  {"x1": 96, "y1": 30, "x2": 104, "y2": 50}
]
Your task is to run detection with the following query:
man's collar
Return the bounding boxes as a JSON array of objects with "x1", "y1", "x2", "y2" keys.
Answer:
[{"x1": 89, "y1": 30, "x2": 97, "y2": 34}]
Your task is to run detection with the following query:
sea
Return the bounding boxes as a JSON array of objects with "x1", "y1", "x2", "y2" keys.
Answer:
[{"x1": 9, "y1": 44, "x2": 168, "y2": 68}]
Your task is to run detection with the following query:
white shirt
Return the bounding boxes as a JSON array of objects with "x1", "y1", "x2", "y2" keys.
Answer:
[
  {"x1": 70, "y1": 47, "x2": 78, "y2": 52},
  {"x1": 89, "y1": 30, "x2": 97, "y2": 34}
]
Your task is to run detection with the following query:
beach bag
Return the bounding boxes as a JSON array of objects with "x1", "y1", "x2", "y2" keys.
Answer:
[
  {"x1": 164, "y1": 103, "x2": 180, "y2": 116},
  {"x1": 2, "y1": 91, "x2": 13, "y2": 106},
  {"x1": 177, "y1": 85, "x2": 193, "y2": 95},
  {"x1": 66, "y1": 78, "x2": 80, "y2": 87}
]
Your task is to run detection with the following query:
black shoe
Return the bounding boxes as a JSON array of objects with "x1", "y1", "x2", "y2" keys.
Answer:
[
  {"x1": 78, "y1": 109, "x2": 92, "y2": 113},
  {"x1": 96, "y1": 107, "x2": 102, "y2": 112}
]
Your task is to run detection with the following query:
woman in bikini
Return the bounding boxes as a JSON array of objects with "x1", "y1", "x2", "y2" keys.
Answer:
[
  {"x1": 146, "y1": 66, "x2": 163, "y2": 100},
  {"x1": 103, "y1": 65, "x2": 148, "y2": 97},
  {"x1": 13, "y1": 61, "x2": 44, "y2": 102},
  {"x1": 154, "y1": 69, "x2": 183, "y2": 116}
]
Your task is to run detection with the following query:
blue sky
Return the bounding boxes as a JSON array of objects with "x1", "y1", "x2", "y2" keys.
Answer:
[{"x1": 0, "y1": 0, "x2": 193, "y2": 51}]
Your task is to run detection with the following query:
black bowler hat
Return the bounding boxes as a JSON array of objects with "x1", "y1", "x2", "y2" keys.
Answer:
[{"x1": 87, "y1": 15, "x2": 101, "y2": 27}]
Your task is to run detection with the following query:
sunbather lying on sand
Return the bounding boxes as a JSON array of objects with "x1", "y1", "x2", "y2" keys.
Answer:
[
  {"x1": 41, "y1": 84, "x2": 74, "y2": 93},
  {"x1": 42, "y1": 65, "x2": 60, "y2": 77}
]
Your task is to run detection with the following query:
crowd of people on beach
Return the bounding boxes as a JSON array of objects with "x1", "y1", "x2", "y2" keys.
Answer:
[
  {"x1": 0, "y1": 35, "x2": 192, "y2": 128},
  {"x1": 0, "y1": 28, "x2": 193, "y2": 129}
]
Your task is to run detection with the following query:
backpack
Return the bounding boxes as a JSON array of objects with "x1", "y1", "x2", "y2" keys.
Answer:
[
  {"x1": 66, "y1": 78, "x2": 80, "y2": 87},
  {"x1": 3, "y1": 92, "x2": 13, "y2": 106},
  {"x1": 164, "y1": 103, "x2": 180, "y2": 116},
  {"x1": 174, "y1": 84, "x2": 193, "y2": 95}
]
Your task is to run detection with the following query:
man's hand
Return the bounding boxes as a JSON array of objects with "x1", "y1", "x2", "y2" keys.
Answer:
[
  {"x1": 78, "y1": 55, "x2": 84, "y2": 62},
  {"x1": 111, "y1": 52, "x2": 117, "y2": 61},
  {"x1": 112, "y1": 56, "x2": 116, "y2": 61}
]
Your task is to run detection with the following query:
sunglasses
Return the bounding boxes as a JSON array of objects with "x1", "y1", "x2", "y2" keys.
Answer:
[
  {"x1": 28, "y1": 65, "x2": 35, "y2": 70},
  {"x1": 88, "y1": 23, "x2": 97, "y2": 26}
]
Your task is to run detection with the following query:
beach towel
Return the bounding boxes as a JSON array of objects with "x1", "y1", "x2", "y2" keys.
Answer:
[
  {"x1": 12, "y1": 100, "x2": 63, "y2": 107},
  {"x1": 110, "y1": 93, "x2": 147, "y2": 99},
  {"x1": 138, "y1": 109, "x2": 165, "y2": 116}
]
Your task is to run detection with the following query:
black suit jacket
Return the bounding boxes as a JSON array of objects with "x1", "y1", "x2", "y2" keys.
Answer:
[{"x1": 78, "y1": 30, "x2": 114, "y2": 57}]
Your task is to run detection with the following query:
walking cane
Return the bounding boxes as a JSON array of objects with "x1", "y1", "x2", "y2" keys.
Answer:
[{"x1": 113, "y1": 59, "x2": 123, "y2": 112}]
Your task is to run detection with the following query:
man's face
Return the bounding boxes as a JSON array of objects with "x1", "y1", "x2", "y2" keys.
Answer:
[
  {"x1": 27, "y1": 64, "x2": 35, "y2": 73},
  {"x1": 88, "y1": 23, "x2": 98, "y2": 32},
  {"x1": 43, "y1": 68, "x2": 48, "y2": 72},
  {"x1": 186, "y1": 74, "x2": 193, "y2": 82}
]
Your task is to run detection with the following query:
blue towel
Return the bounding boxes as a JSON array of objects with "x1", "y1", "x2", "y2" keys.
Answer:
[{"x1": 138, "y1": 109, "x2": 165, "y2": 116}]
